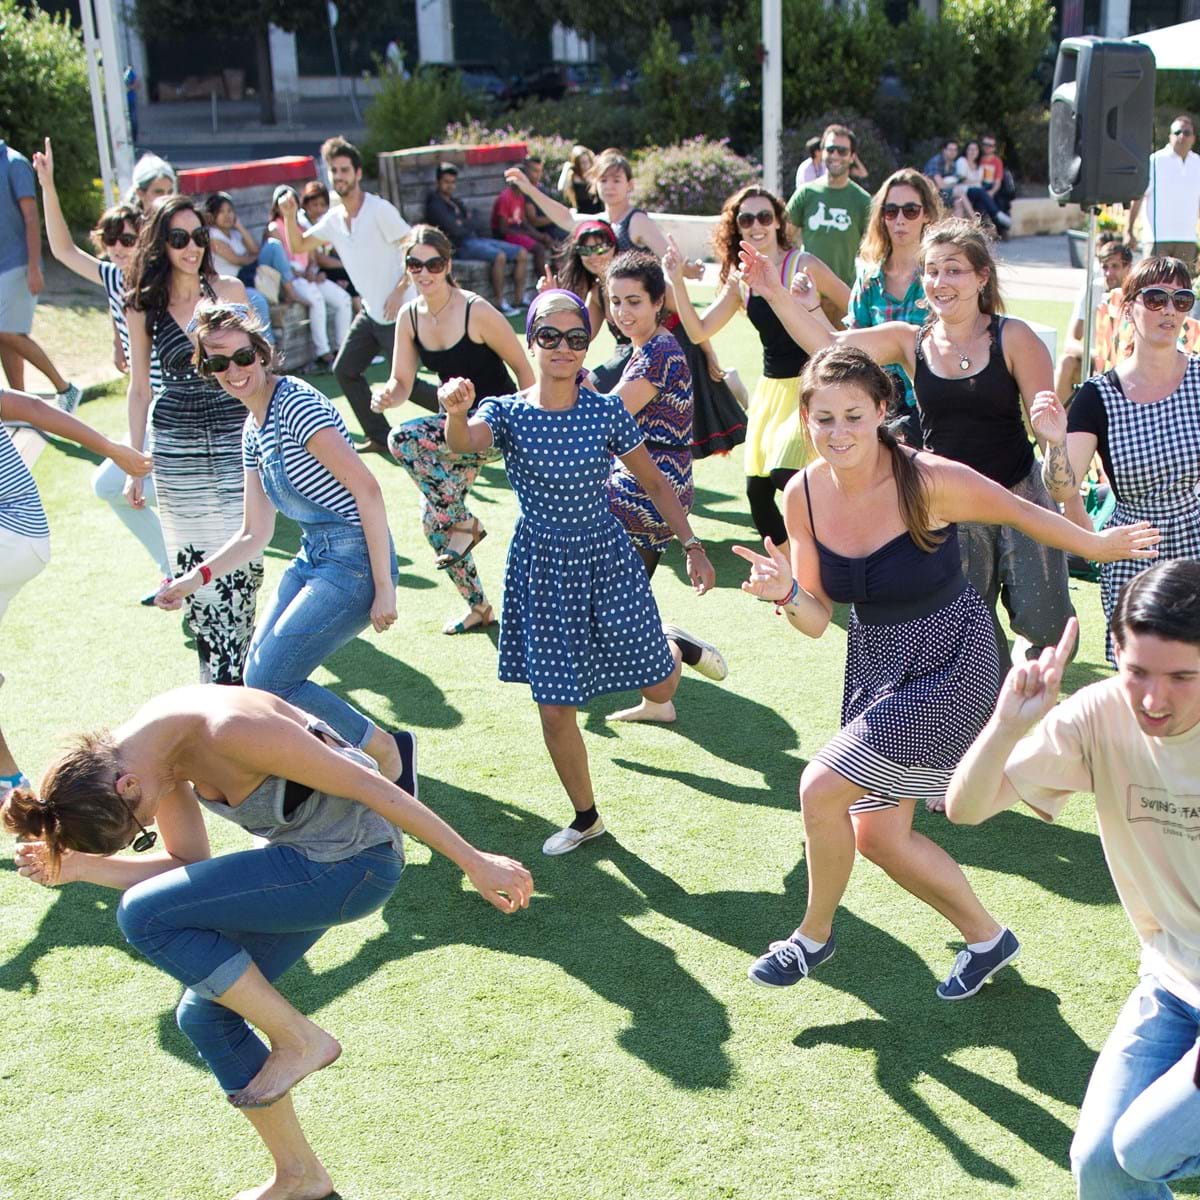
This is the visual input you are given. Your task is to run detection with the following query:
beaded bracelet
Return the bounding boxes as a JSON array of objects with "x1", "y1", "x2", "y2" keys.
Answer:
[{"x1": 774, "y1": 578, "x2": 801, "y2": 614}]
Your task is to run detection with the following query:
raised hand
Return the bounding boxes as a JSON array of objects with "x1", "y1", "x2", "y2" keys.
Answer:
[
  {"x1": 466, "y1": 852, "x2": 534, "y2": 913},
  {"x1": 1093, "y1": 520, "x2": 1160, "y2": 563},
  {"x1": 995, "y1": 617, "x2": 1077, "y2": 731},
  {"x1": 737, "y1": 241, "x2": 781, "y2": 298},
  {"x1": 438, "y1": 376, "x2": 476, "y2": 417},
  {"x1": 535, "y1": 264, "x2": 555, "y2": 294},
  {"x1": 503, "y1": 167, "x2": 532, "y2": 194},
  {"x1": 662, "y1": 234, "x2": 686, "y2": 284},
  {"x1": 31, "y1": 137, "x2": 55, "y2": 187},
  {"x1": 731, "y1": 536, "x2": 793, "y2": 602},
  {"x1": 1029, "y1": 389, "x2": 1068, "y2": 445},
  {"x1": 276, "y1": 190, "x2": 299, "y2": 217}
]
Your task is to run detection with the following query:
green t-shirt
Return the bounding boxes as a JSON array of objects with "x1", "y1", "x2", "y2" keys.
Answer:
[{"x1": 784, "y1": 178, "x2": 872, "y2": 286}]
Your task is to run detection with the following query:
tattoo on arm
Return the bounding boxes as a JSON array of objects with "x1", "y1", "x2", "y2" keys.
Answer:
[{"x1": 1042, "y1": 441, "x2": 1076, "y2": 496}]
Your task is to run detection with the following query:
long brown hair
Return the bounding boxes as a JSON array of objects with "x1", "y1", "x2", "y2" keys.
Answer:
[
  {"x1": 799, "y1": 346, "x2": 946, "y2": 553},
  {"x1": 404, "y1": 223, "x2": 459, "y2": 288},
  {"x1": 858, "y1": 169, "x2": 942, "y2": 273},
  {"x1": 920, "y1": 217, "x2": 1004, "y2": 316},
  {"x1": 1, "y1": 731, "x2": 134, "y2": 881},
  {"x1": 712, "y1": 185, "x2": 792, "y2": 285},
  {"x1": 125, "y1": 195, "x2": 217, "y2": 329}
]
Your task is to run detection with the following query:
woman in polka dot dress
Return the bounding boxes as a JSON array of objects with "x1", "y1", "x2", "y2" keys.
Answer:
[
  {"x1": 443, "y1": 290, "x2": 716, "y2": 856},
  {"x1": 735, "y1": 347, "x2": 1159, "y2": 1000}
]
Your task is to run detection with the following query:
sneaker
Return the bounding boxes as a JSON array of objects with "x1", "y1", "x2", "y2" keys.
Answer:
[
  {"x1": 55, "y1": 383, "x2": 82, "y2": 413},
  {"x1": 542, "y1": 815, "x2": 606, "y2": 856},
  {"x1": 499, "y1": 299, "x2": 522, "y2": 317},
  {"x1": 995, "y1": 210, "x2": 1012, "y2": 228},
  {"x1": 662, "y1": 623, "x2": 728, "y2": 682},
  {"x1": 391, "y1": 730, "x2": 418, "y2": 801},
  {"x1": 747, "y1": 930, "x2": 836, "y2": 988},
  {"x1": 936, "y1": 928, "x2": 1020, "y2": 1000}
]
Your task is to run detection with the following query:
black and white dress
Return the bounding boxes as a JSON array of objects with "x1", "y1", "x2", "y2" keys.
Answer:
[
  {"x1": 1068, "y1": 354, "x2": 1200, "y2": 663},
  {"x1": 801, "y1": 476, "x2": 1000, "y2": 812},
  {"x1": 149, "y1": 298, "x2": 262, "y2": 683}
]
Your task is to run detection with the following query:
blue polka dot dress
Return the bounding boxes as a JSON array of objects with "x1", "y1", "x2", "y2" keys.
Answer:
[{"x1": 476, "y1": 387, "x2": 677, "y2": 706}]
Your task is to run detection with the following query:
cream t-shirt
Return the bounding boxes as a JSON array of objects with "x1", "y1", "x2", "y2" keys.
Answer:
[{"x1": 1005, "y1": 676, "x2": 1200, "y2": 1009}]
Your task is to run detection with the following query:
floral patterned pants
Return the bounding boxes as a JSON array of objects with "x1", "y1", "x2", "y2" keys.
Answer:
[{"x1": 388, "y1": 414, "x2": 491, "y2": 609}]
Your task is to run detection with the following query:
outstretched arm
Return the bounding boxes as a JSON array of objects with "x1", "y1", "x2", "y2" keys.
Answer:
[
  {"x1": 32, "y1": 139, "x2": 103, "y2": 286},
  {"x1": 504, "y1": 168, "x2": 576, "y2": 232}
]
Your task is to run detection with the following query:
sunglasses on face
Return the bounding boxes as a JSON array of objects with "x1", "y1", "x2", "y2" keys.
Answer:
[
  {"x1": 116, "y1": 790, "x2": 158, "y2": 853},
  {"x1": 103, "y1": 230, "x2": 138, "y2": 248},
  {"x1": 166, "y1": 227, "x2": 209, "y2": 250},
  {"x1": 1138, "y1": 287, "x2": 1196, "y2": 313},
  {"x1": 982, "y1": 143, "x2": 996, "y2": 150},
  {"x1": 823, "y1": 144, "x2": 852, "y2": 156},
  {"x1": 737, "y1": 210, "x2": 776, "y2": 230},
  {"x1": 883, "y1": 202, "x2": 924, "y2": 221},
  {"x1": 577, "y1": 242, "x2": 612, "y2": 257},
  {"x1": 406, "y1": 254, "x2": 448, "y2": 275},
  {"x1": 1170, "y1": 127, "x2": 1193, "y2": 137},
  {"x1": 532, "y1": 326, "x2": 590, "y2": 351},
  {"x1": 199, "y1": 346, "x2": 259, "y2": 375}
]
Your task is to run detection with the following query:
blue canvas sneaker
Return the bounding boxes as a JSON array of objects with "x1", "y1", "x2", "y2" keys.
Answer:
[
  {"x1": 937, "y1": 928, "x2": 1021, "y2": 1000},
  {"x1": 747, "y1": 931, "x2": 836, "y2": 988}
]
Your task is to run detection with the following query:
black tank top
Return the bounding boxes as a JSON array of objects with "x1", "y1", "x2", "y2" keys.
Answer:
[
  {"x1": 746, "y1": 291, "x2": 808, "y2": 379},
  {"x1": 611, "y1": 208, "x2": 643, "y2": 252},
  {"x1": 803, "y1": 473, "x2": 965, "y2": 623},
  {"x1": 913, "y1": 315, "x2": 1034, "y2": 488},
  {"x1": 409, "y1": 294, "x2": 515, "y2": 401}
]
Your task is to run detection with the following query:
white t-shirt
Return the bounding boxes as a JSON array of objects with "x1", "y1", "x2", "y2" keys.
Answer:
[
  {"x1": 1142, "y1": 147, "x2": 1200, "y2": 244},
  {"x1": 1070, "y1": 275, "x2": 1108, "y2": 330},
  {"x1": 306, "y1": 191, "x2": 415, "y2": 323},
  {"x1": 1004, "y1": 676, "x2": 1200, "y2": 1009}
]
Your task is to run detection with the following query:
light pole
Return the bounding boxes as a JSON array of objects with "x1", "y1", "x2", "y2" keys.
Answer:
[{"x1": 761, "y1": 0, "x2": 782, "y2": 194}]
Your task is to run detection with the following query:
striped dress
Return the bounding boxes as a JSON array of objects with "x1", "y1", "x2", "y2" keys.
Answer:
[
  {"x1": 607, "y1": 332, "x2": 694, "y2": 554},
  {"x1": 149, "y1": 302, "x2": 262, "y2": 683}
]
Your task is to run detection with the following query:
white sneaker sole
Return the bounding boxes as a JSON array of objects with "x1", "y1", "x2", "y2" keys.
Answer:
[
  {"x1": 937, "y1": 944, "x2": 1021, "y2": 1001},
  {"x1": 662, "y1": 623, "x2": 728, "y2": 682},
  {"x1": 542, "y1": 819, "x2": 606, "y2": 856}
]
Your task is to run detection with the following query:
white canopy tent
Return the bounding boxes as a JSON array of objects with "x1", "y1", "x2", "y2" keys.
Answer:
[{"x1": 1125, "y1": 20, "x2": 1200, "y2": 71}]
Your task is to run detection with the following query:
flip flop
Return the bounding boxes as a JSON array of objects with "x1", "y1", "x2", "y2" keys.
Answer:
[{"x1": 435, "y1": 519, "x2": 487, "y2": 570}]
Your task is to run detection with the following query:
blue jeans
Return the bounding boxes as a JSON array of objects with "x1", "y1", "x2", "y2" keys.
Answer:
[
  {"x1": 116, "y1": 842, "x2": 403, "y2": 1092},
  {"x1": 458, "y1": 235, "x2": 513, "y2": 262},
  {"x1": 1071, "y1": 975, "x2": 1200, "y2": 1198},
  {"x1": 243, "y1": 527, "x2": 390, "y2": 749}
]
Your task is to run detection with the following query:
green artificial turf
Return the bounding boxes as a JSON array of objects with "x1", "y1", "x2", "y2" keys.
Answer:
[{"x1": 3, "y1": 309, "x2": 1188, "y2": 1200}]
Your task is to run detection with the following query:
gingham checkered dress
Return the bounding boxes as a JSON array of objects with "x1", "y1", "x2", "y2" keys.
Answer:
[{"x1": 1070, "y1": 355, "x2": 1200, "y2": 663}]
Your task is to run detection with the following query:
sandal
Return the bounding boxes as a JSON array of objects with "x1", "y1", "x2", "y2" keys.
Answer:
[
  {"x1": 443, "y1": 603, "x2": 494, "y2": 635},
  {"x1": 435, "y1": 518, "x2": 487, "y2": 570}
]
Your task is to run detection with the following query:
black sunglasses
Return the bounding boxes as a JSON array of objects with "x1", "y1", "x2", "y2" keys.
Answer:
[
  {"x1": 166, "y1": 227, "x2": 209, "y2": 250},
  {"x1": 116, "y1": 790, "x2": 158, "y2": 853},
  {"x1": 200, "y1": 346, "x2": 258, "y2": 375},
  {"x1": 577, "y1": 242, "x2": 612, "y2": 257},
  {"x1": 1170, "y1": 127, "x2": 1193, "y2": 136},
  {"x1": 533, "y1": 326, "x2": 590, "y2": 351},
  {"x1": 737, "y1": 210, "x2": 776, "y2": 230},
  {"x1": 823, "y1": 144, "x2": 852, "y2": 155},
  {"x1": 406, "y1": 254, "x2": 448, "y2": 275},
  {"x1": 1138, "y1": 287, "x2": 1196, "y2": 314},
  {"x1": 103, "y1": 230, "x2": 138, "y2": 248},
  {"x1": 883, "y1": 202, "x2": 925, "y2": 221}
]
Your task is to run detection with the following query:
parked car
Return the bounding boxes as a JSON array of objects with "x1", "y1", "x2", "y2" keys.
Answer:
[{"x1": 417, "y1": 61, "x2": 511, "y2": 105}]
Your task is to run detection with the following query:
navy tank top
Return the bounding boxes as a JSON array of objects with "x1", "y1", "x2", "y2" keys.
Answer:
[
  {"x1": 913, "y1": 315, "x2": 1034, "y2": 489},
  {"x1": 803, "y1": 473, "x2": 965, "y2": 624},
  {"x1": 410, "y1": 294, "x2": 515, "y2": 401}
]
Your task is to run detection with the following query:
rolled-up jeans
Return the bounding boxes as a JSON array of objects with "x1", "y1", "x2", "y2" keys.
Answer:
[
  {"x1": 117, "y1": 841, "x2": 403, "y2": 1092},
  {"x1": 1071, "y1": 975, "x2": 1200, "y2": 1198}
]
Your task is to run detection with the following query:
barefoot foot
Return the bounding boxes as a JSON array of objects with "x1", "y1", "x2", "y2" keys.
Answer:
[
  {"x1": 925, "y1": 796, "x2": 947, "y2": 813},
  {"x1": 232, "y1": 1166, "x2": 335, "y2": 1200},
  {"x1": 607, "y1": 699, "x2": 676, "y2": 723},
  {"x1": 230, "y1": 1030, "x2": 341, "y2": 1109}
]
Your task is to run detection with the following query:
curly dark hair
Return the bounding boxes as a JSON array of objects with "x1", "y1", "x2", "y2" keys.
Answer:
[
  {"x1": 713, "y1": 185, "x2": 791, "y2": 285},
  {"x1": 125, "y1": 195, "x2": 217, "y2": 330}
]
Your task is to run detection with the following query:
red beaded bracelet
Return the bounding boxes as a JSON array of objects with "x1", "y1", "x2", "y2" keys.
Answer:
[{"x1": 198, "y1": 564, "x2": 212, "y2": 586}]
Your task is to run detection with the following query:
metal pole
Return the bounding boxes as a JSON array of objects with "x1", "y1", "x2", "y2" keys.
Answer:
[
  {"x1": 762, "y1": 0, "x2": 782, "y2": 195},
  {"x1": 1081, "y1": 205, "x2": 1098, "y2": 388},
  {"x1": 95, "y1": 0, "x2": 135, "y2": 194},
  {"x1": 80, "y1": 0, "x2": 116, "y2": 204},
  {"x1": 211, "y1": 91, "x2": 219, "y2": 134},
  {"x1": 328, "y1": 7, "x2": 344, "y2": 101}
]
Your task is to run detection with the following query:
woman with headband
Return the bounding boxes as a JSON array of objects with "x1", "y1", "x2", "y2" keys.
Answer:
[
  {"x1": 125, "y1": 196, "x2": 262, "y2": 683},
  {"x1": 5, "y1": 685, "x2": 531, "y2": 1200},
  {"x1": 152, "y1": 303, "x2": 416, "y2": 789},
  {"x1": 373, "y1": 224, "x2": 534, "y2": 636},
  {"x1": 442, "y1": 290, "x2": 716, "y2": 855}
]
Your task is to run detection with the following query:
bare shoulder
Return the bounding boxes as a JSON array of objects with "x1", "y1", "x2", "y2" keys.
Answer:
[{"x1": 211, "y1": 274, "x2": 249, "y2": 304}]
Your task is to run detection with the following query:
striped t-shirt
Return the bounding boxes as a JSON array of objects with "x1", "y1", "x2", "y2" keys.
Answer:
[
  {"x1": 242, "y1": 376, "x2": 361, "y2": 525},
  {"x1": 101, "y1": 261, "x2": 161, "y2": 392},
  {"x1": 0, "y1": 403, "x2": 48, "y2": 538}
]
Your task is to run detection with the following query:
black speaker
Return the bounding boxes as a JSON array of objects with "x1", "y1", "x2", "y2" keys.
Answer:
[{"x1": 1049, "y1": 36, "x2": 1155, "y2": 207}]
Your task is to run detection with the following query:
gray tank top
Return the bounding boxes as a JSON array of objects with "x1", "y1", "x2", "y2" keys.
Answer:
[{"x1": 197, "y1": 719, "x2": 405, "y2": 863}]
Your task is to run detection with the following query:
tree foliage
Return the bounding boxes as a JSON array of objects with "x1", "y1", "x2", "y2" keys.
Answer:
[
  {"x1": 0, "y1": 0, "x2": 99, "y2": 231},
  {"x1": 635, "y1": 19, "x2": 728, "y2": 147}
]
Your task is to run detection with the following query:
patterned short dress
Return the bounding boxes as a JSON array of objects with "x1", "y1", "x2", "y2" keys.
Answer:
[
  {"x1": 1069, "y1": 355, "x2": 1200, "y2": 664},
  {"x1": 476, "y1": 387, "x2": 677, "y2": 706},
  {"x1": 607, "y1": 331, "x2": 694, "y2": 554}
]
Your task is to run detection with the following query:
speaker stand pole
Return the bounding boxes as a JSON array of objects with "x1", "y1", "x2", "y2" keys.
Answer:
[{"x1": 1080, "y1": 205, "x2": 1099, "y2": 396}]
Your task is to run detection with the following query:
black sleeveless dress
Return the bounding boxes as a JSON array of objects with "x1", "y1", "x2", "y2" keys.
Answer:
[{"x1": 800, "y1": 474, "x2": 1000, "y2": 810}]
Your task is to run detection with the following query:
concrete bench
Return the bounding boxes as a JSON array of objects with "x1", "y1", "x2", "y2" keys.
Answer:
[{"x1": 378, "y1": 141, "x2": 531, "y2": 298}]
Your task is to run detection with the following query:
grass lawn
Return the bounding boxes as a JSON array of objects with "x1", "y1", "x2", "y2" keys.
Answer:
[{"x1": 5, "y1": 300, "x2": 1184, "y2": 1200}]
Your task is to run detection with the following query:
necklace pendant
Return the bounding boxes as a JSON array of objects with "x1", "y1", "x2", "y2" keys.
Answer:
[{"x1": 959, "y1": 355, "x2": 971, "y2": 371}]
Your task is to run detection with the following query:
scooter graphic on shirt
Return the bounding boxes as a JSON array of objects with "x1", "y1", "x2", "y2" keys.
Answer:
[{"x1": 808, "y1": 202, "x2": 852, "y2": 232}]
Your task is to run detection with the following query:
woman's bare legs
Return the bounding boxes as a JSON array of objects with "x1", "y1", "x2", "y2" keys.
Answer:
[
  {"x1": 795, "y1": 762, "x2": 864, "y2": 944},
  {"x1": 852, "y1": 801, "x2": 1001, "y2": 944},
  {"x1": 235, "y1": 1097, "x2": 334, "y2": 1200},
  {"x1": 608, "y1": 643, "x2": 683, "y2": 723},
  {"x1": 538, "y1": 703, "x2": 595, "y2": 814}
]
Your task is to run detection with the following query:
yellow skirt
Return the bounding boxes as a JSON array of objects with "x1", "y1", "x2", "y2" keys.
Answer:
[{"x1": 743, "y1": 374, "x2": 810, "y2": 477}]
